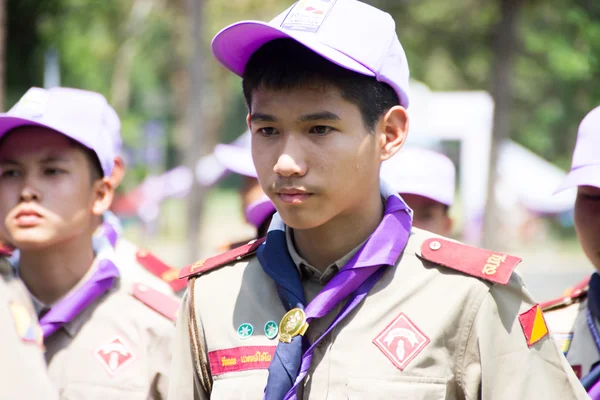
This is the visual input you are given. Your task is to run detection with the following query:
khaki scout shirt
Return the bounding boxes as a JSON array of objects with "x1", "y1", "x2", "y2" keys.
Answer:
[
  {"x1": 41, "y1": 253, "x2": 179, "y2": 399},
  {"x1": 169, "y1": 228, "x2": 587, "y2": 399},
  {"x1": 0, "y1": 257, "x2": 58, "y2": 400},
  {"x1": 544, "y1": 292, "x2": 597, "y2": 378}
]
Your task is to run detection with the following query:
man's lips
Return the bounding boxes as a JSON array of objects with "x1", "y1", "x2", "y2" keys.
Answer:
[
  {"x1": 14, "y1": 210, "x2": 43, "y2": 227},
  {"x1": 275, "y1": 189, "x2": 313, "y2": 204}
]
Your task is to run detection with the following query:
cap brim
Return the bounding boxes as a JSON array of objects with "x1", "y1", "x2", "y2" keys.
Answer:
[
  {"x1": 212, "y1": 21, "x2": 373, "y2": 79},
  {"x1": 0, "y1": 116, "x2": 96, "y2": 155},
  {"x1": 214, "y1": 144, "x2": 257, "y2": 178},
  {"x1": 554, "y1": 165, "x2": 600, "y2": 194},
  {"x1": 245, "y1": 197, "x2": 276, "y2": 228}
]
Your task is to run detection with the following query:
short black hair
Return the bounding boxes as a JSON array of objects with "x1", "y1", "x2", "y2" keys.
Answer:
[{"x1": 242, "y1": 39, "x2": 399, "y2": 131}]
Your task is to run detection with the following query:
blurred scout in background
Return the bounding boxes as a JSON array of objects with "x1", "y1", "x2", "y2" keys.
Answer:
[
  {"x1": 0, "y1": 87, "x2": 178, "y2": 399},
  {"x1": 381, "y1": 146, "x2": 455, "y2": 236}
]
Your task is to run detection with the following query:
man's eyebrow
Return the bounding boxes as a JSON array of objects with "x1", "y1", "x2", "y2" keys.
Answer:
[
  {"x1": 250, "y1": 113, "x2": 278, "y2": 122},
  {"x1": 40, "y1": 155, "x2": 70, "y2": 163},
  {"x1": 0, "y1": 159, "x2": 19, "y2": 166},
  {"x1": 298, "y1": 111, "x2": 341, "y2": 122}
]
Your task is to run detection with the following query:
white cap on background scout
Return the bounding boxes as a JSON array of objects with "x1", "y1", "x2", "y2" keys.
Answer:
[
  {"x1": 381, "y1": 147, "x2": 456, "y2": 206},
  {"x1": 555, "y1": 105, "x2": 600, "y2": 193},
  {"x1": 0, "y1": 87, "x2": 119, "y2": 177}
]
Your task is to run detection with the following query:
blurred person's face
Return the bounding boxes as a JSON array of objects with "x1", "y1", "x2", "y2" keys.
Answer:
[
  {"x1": 574, "y1": 185, "x2": 600, "y2": 269},
  {"x1": 248, "y1": 86, "x2": 405, "y2": 230},
  {"x1": 401, "y1": 193, "x2": 452, "y2": 236},
  {"x1": 0, "y1": 128, "x2": 113, "y2": 250}
]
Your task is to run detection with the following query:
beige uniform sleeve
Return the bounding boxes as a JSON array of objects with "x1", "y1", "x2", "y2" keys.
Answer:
[
  {"x1": 0, "y1": 270, "x2": 58, "y2": 400},
  {"x1": 461, "y1": 273, "x2": 588, "y2": 399},
  {"x1": 168, "y1": 289, "x2": 208, "y2": 400}
]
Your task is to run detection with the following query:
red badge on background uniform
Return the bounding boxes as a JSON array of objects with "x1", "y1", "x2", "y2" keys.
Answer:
[
  {"x1": 518, "y1": 304, "x2": 549, "y2": 347},
  {"x1": 373, "y1": 313, "x2": 430, "y2": 371},
  {"x1": 95, "y1": 336, "x2": 135, "y2": 376},
  {"x1": 572, "y1": 365, "x2": 582, "y2": 379},
  {"x1": 208, "y1": 346, "x2": 276, "y2": 376}
]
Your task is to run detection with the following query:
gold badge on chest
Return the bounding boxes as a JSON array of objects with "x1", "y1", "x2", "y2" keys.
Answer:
[{"x1": 279, "y1": 308, "x2": 309, "y2": 343}]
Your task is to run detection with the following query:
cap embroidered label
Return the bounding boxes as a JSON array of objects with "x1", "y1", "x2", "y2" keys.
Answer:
[
  {"x1": 13, "y1": 88, "x2": 50, "y2": 118},
  {"x1": 208, "y1": 346, "x2": 276, "y2": 376},
  {"x1": 373, "y1": 313, "x2": 430, "y2": 371},
  {"x1": 281, "y1": 0, "x2": 337, "y2": 33},
  {"x1": 95, "y1": 336, "x2": 135, "y2": 376},
  {"x1": 518, "y1": 304, "x2": 549, "y2": 347}
]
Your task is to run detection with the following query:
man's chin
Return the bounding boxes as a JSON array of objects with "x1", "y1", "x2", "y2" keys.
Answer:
[
  {"x1": 277, "y1": 209, "x2": 328, "y2": 231},
  {"x1": 8, "y1": 232, "x2": 55, "y2": 251}
]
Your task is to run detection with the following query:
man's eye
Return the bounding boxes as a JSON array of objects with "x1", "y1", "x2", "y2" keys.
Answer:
[
  {"x1": 257, "y1": 127, "x2": 278, "y2": 137},
  {"x1": 309, "y1": 126, "x2": 333, "y2": 135},
  {"x1": 0, "y1": 169, "x2": 20, "y2": 178},
  {"x1": 44, "y1": 168, "x2": 64, "y2": 176}
]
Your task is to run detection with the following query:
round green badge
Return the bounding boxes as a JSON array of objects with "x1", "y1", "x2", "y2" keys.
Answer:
[
  {"x1": 264, "y1": 321, "x2": 279, "y2": 340},
  {"x1": 237, "y1": 323, "x2": 254, "y2": 339}
]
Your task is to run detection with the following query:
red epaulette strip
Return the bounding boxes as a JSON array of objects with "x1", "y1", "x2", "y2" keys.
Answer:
[
  {"x1": 135, "y1": 250, "x2": 187, "y2": 293},
  {"x1": 420, "y1": 238, "x2": 521, "y2": 285},
  {"x1": 132, "y1": 283, "x2": 180, "y2": 322},
  {"x1": 178, "y1": 237, "x2": 266, "y2": 280}
]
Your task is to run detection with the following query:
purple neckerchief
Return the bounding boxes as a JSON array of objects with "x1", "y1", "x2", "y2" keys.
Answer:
[
  {"x1": 101, "y1": 220, "x2": 119, "y2": 248},
  {"x1": 590, "y1": 380, "x2": 600, "y2": 400},
  {"x1": 39, "y1": 259, "x2": 119, "y2": 338},
  {"x1": 260, "y1": 190, "x2": 412, "y2": 400}
]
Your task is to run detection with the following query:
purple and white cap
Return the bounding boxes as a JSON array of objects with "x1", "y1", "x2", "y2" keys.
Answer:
[
  {"x1": 211, "y1": 0, "x2": 410, "y2": 108},
  {"x1": 380, "y1": 147, "x2": 456, "y2": 206},
  {"x1": 0, "y1": 87, "x2": 119, "y2": 177},
  {"x1": 555, "y1": 105, "x2": 600, "y2": 193}
]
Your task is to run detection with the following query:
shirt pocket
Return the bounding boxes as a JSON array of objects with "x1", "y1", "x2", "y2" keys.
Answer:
[
  {"x1": 210, "y1": 370, "x2": 268, "y2": 399},
  {"x1": 345, "y1": 375, "x2": 450, "y2": 400},
  {"x1": 60, "y1": 383, "x2": 147, "y2": 400}
]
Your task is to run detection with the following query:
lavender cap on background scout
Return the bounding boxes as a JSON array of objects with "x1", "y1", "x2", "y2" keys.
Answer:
[
  {"x1": 380, "y1": 147, "x2": 456, "y2": 207},
  {"x1": 211, "y1": 0, "x2": 410, "y2": 108},
  {"x1": 0, "y1": 87, "x2": 119, "y2": 177},
  {"x1": 213, "y1": 131, "x2": 276, "y2": 228},
  {"x1": 555, "y1": 105, "x2": 600, "y2": 193}
]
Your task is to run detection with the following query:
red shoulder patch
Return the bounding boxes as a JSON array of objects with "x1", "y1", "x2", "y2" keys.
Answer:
[
  {"x1": 135, "y1": 250, "x2": 186, "y2": 293},
  {"x1": 178, "y1": 237, "x2": 265, "y2": 280},
  {"x1": 541, "y1": 276, "x2": 589, "y2": 312},
  {"x1": 420, "y1": 238, "x2": 521, "y2": 285},
  {"x1": 0, "y1": 242, "x2": 14, "y2": 257},
  {"x1": 132, "y1": 283, "x2": 180, "y2": 322}
]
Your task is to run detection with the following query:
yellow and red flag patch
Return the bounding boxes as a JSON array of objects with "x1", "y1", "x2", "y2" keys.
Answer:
[
  {"x1": 518, "y1": 304, "x2": 548, "y2": 347},
  {"x1": 9, "y1": 301, "x2": 43, "y2": 346}
]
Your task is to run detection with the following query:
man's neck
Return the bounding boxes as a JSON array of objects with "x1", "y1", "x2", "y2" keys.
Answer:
[
  {"x1": 293, "y1": 189, "x2": 384, "y2": 273},
  {"x1": 19, "y1": 235, "x2": 96, "y2": 305}
]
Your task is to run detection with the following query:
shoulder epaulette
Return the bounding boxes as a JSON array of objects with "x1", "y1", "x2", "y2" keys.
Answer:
[
  {"x1": 131, "y1": 283, "x2": 180, "y2": 322},
  {"x1": 178, "y1": 237, "x2": 265, "y2": 280},
  {"x1": 135, "y1": 249, "x2": 187, "y2": 293},
  {"x1": 419, "y1": 238, "x2": 521, "y2": 285},
  {"x1": 0, "y1": 242, "x2": 14, "y2": 257},
  {"x1": 541, "y1": 276, "x2": 590, "y2": 312}
]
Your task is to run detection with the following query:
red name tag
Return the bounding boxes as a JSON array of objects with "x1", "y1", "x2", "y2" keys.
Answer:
[{"x1": 208, "y1": 346, "x2": 276, "y2": 376}]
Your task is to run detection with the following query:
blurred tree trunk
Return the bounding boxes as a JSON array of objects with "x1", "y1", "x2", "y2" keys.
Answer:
[
  {"x1": 482, "y1": 0, "x2": 521, "y2": 249},
  {"x1": 0, "y1": 0, "x2": 5, "y2": 110},
  {"x1": 185, "y1": 0, "x2": 206, "y2": 263}
]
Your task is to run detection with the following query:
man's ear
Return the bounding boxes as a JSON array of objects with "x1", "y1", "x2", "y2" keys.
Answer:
[
  {"x1": 378, "y1": 106, "x2": 409, "y2": 162},
  {"x1": 108, "y1": 156, "x2": 125, "y2": 189},
  {"x1": 91, "y1": 178, "x2": 114, "y2": 216}
]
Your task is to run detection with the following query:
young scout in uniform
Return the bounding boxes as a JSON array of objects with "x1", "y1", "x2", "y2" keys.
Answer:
[
  {"x1": 543, "y1": 105, "x2": 600, "y2": 386},
  {"x1": 0, "y1": 87, "x2": 179, "y2": 399},
  {"x1": 0, "y1": 251, "x2": 58, "y2": 400},
  {"x1": 381, "y1": 147, "x2": 454, "y2": 236},
  {"x1": 93, "y1": 110, "x2": 186, "y2": 295},
  {"x1": 170, "y1": 1, "x2": 587, "y2": 399}
]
